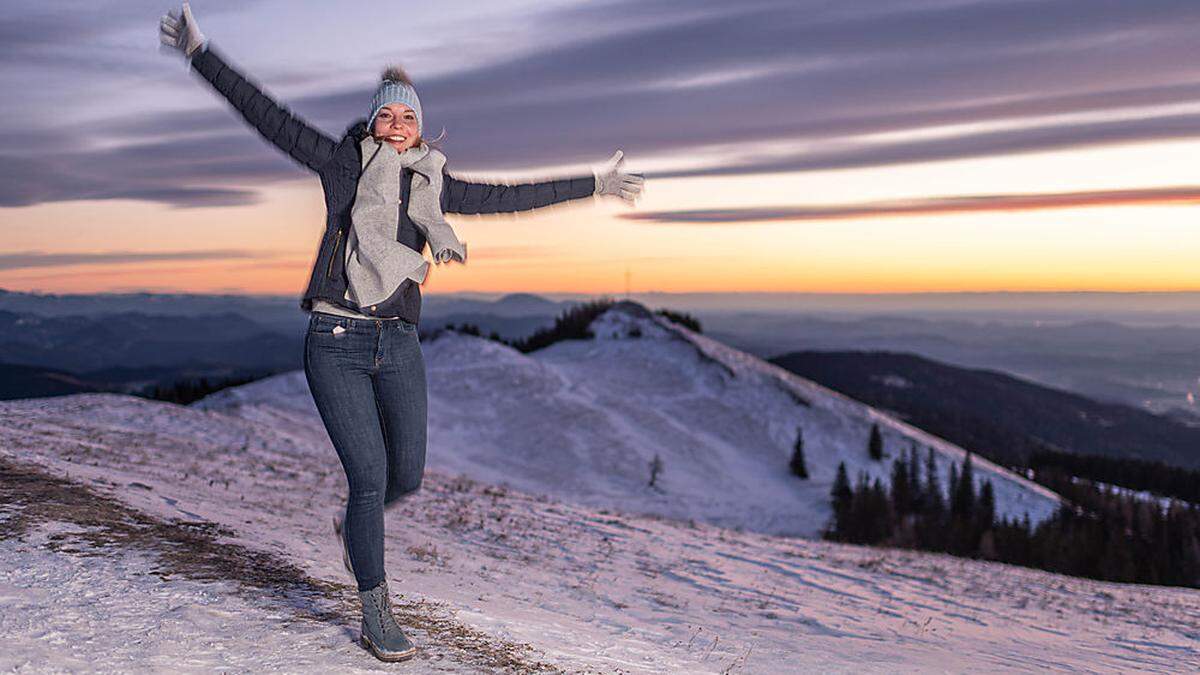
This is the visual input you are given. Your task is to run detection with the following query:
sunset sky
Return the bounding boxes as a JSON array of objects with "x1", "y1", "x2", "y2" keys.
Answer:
[{"x1": 4, "y1": 0, "x2": 1200, "y2": 296}]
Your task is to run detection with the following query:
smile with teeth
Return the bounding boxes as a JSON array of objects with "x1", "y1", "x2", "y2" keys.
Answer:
[{"x1": 386, "y1": 135, "x2": 407, "y2": 141}]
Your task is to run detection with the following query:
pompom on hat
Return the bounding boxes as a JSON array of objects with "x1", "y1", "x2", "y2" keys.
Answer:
[{"x1": 368, "y1": 65, "x2": 422, "y2": 135}]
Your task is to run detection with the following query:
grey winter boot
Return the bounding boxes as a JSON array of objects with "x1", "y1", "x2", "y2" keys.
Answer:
[
  {"x1": 332, "y1": 513, "x2": 354, "y2": 578},
  {"x1": 358, "y1": 579, "x2": 417, "y2": 662}
]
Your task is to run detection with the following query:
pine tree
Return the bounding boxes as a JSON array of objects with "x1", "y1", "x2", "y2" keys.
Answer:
[
  {"x1": 891, "y1": 456, "x2": 911, "y2": 515},
  {"x1": 925, "y1": 448, "x2": 943, "y2": 514},
  {"x1": 952, "y1": 453, "x2": 975, "y2": 520},
  {"x1": 907, "y1": 444, "x2": 921, "y2": 502},
  {"x1": 851, "y1": 471, "x2": 873, "y2": 543},
  {"x1": 867, "y1": 478, "x2": 893, "y2": 544},
  {"x1": 789, "y1": 427, "x2": 808, "y2": 479},
  {"x1": 648, "y1": 454, "x2": 664, "y2": 488},
  {"x1": 868, "y1": 424, "x2": 883, "y2": 461},
  {"x1": 977, "y1": 479, "x2": 996, "y2": 529},
  {"x1": 947, "y1": 463, "x2": 959, "y2": 510},
  {"x1": 829, "y1": 462, "x2": 853, "y2": 538}
]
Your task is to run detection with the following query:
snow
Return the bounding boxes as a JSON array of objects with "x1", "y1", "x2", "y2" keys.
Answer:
[
  {"x1": 198, "y1": 303, "x2": 1061, "y2": 538},
  {"x1": 2, "y1": 303, "x2": 1197, "y2": 672},
  {"x1": 0, "y1": 526, "x2": 363, "y2": 673},
  {"x1": 874, "y1": 374, "x2": 914, "y2": 389}
]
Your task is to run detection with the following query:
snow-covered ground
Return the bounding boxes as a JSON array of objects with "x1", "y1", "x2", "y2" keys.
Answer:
[
  {"x1": 2, "y1": 390, "x2": 1199, "y2": 672},
  {"x1": 197, "y1": 302, "x2": 1061, "y2": 538},
  {"x1": 3, "y1": 304, "x2": 1197, "y2": 671}
]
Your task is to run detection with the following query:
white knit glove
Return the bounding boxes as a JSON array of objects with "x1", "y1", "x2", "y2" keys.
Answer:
[
  {"x1": 159, "y1": 1, "x2": 206, "y2": 58},
  {"x1": 593, "y1": 151, "x2": 645, "y2": 205}
]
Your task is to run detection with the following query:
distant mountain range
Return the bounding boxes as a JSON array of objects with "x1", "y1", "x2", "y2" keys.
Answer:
[
  {"x1": 5, "y1": 286, "x2": 1199, "y2": 477},
  {"x1": 0, "y1": 291, "x2": 579, "y2": 400},
  {"x1": 0, "y1": 309, "x2": 299, "y2": 398},
  {"x1": 705, "y1": 312, "x2": 1200, "y2": 419},
  {"x1": 0, "y1": 363, "x2": 105, "y2": 399},
  {"x1": 770, "y1": 351, "x2": 1200, "y2": 470}
]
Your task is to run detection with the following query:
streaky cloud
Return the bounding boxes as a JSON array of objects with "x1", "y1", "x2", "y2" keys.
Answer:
[
  {"x1": 0, "y1": 249, "x2": 271, "y2": 272},
  {"x1": 645, "y1": 111, "x2": 1200, "y2": 180},
  {"x1": 9, "y1": 0, "x2": 1200, "y2": 207},
  {"x1": 622, "y1": 185, "x2": 1200, "y2": 223}
]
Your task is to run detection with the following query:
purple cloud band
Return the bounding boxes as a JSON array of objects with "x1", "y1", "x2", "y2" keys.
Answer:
[
  {"x1": 0, "y1": 249, "x2": 270, "y2": 272},
  {"x1": 5, "y1": 0, "x2": 1200, "y2": 208}
]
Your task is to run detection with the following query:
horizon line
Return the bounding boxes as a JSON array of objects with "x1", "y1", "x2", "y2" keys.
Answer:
[{"x1": 7, "y1": 287, "x2": 1200, "y2": 298}]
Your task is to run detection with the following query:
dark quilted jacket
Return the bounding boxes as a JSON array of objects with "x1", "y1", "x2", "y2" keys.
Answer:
[{"x1": 188, "y1": 43, "x2": 596, "y2": 324}]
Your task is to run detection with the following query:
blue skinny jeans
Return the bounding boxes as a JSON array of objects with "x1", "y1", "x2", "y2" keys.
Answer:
[{"x1": 302, "y1": 310, "x2": 427, "y2": 591}]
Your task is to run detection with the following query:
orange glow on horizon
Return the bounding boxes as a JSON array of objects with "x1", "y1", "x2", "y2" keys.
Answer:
[
  {"x1": 5, "y1": 139, "x2": 1200, "y2": 296},
  {"x1": 4, "y1": 255, "x2": 1200, "y2": 296}
]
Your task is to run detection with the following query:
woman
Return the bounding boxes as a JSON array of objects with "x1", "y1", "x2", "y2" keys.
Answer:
[{"x1": 159, "y1": 2, "x2": 644, "y2": 663}]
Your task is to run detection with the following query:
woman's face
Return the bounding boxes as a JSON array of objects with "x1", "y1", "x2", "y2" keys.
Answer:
[{"x1": 372, "y1": 103, "x2": 420, "y2": 152}]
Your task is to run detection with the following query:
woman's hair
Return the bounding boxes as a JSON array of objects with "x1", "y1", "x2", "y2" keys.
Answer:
[{"x1": 377, "y1": 64, "x2": 446, "y2": 148}]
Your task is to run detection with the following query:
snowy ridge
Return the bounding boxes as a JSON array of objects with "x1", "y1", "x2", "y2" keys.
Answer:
[
  {"x1": 2, "y1": 392, "x2": 1198, "y2": 672},
  {"x1": 195, "y1": 302, "x2": 1061, "y2": 538},
  {"x1": 636, "y1": 304, "x2": 1064, "y2": 515}
]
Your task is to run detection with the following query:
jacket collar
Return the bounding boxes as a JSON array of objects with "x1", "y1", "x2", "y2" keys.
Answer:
[{"x1": 345, "y1": 117, "x2": 371, "y2": 142}]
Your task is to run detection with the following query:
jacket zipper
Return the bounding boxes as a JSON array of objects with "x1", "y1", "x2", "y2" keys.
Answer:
[{"x1": 326, "y1": 228, "x2": 343, "y2": 278}]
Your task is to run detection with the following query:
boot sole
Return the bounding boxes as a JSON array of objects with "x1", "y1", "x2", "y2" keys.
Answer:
[{"x1": 361, "y1": 633, "x2": 417, "y2": 662}]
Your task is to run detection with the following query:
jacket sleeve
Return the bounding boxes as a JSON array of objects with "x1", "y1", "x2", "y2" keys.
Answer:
[
  {"x1": 440, "y1": 172, "x2": 596, "y2": 215},
  {"x1": 188, "y1": 42, "x2": 337, "y2": 174}
]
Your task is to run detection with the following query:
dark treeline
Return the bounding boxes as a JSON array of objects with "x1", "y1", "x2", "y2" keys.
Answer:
[
  {"x1": 509, "y1": 298, "x2": 617, "y2": 353},
  {"x1": 493, "y1": 298, "x2": 702, "y2": 353},
  {"x1": 1029, "y1": 448, "x2": 1200, "y2": 505},
  {"x1": 825, "y1": 448, "x2": 1200, "y2": 588},
  {"x1": 143, "y1": 370, "x2": 277, "y2": 405},
  {"x1": 435, "y1": 322, "x2": 505, "y2": 344},
  {"x1": 654, "y1": 308, "x2": 702, "y2": 333}
]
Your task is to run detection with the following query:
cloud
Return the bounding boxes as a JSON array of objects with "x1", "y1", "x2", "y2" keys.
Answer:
[
  {"x1": 415, "y1": 0, "x2": 1200, "y2": 168},
  {"x1": 286, "y1": 0, "x2": 1200, "y2": 175},
  {"x1": 621, "y1": 185, "x2": 1200, "y2": 224},
  {"x1": 0, "y1": 153, "x2": 263, "y2": 208},
  {"x1": 0, "y1": 133, "x2": 296, "y2": 208},
  {"x1": 647, "y1": 111, "x2": 1200, "y2": 179},
  {"x1": 8, "y1": 0, "x2": 1200, "y2": 208},
  {"x1": 0, "y1": 1, "x2": 260, "y2": 60},
  {"x1": 0, "y1": 249, "x2": 271, "y2": 271}
]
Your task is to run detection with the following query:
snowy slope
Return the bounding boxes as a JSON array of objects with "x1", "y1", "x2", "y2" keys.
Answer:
[
  {"x1": 2, "y1": 394, "x2": 1198, "y2": 673},
  {"x1": 197, "y1": 301, "x2": 1061, "y2": 537}
]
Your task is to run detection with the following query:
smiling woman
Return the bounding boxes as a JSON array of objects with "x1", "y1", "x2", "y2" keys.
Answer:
[
  {"x1": 375, "y1": 104, "x2": 421, "y2": 152},
  {"x1": 370, "y1": 66, "x2": 424, "y2": 153},
  {"x1": 157, "y1": 0, "x2": 643, "y2": 664}
]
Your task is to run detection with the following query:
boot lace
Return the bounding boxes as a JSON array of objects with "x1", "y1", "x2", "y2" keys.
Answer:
[{"x1": 372, "y1": 583, "x2": 400, "y2": 636}]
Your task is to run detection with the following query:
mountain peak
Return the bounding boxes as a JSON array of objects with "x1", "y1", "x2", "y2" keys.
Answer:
[
  {"x1": 494, "y1": 293, "x2": 556, "y2": 308},
  {"x1": 607, "y1": 299, "x2": 654, "y2": 319}
]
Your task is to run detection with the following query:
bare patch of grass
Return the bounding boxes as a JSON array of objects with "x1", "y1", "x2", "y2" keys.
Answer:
[{"x1": 0, "y1": 455, "x2": 560, "y2": 673}]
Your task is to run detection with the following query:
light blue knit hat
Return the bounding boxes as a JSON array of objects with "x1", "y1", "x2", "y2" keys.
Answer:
[{"x1": 368, "y1": 66, "x2": 422, "y2": 135}]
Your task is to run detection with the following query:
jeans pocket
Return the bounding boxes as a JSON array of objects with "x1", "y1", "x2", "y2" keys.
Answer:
[{"x1": 310, "y1": 313, "x2": 350, "y2": 336}]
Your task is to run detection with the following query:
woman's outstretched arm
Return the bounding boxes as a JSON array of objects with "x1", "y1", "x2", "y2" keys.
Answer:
[
  {"x1": 440, "y1": 173, "x2": 596, "y2": 215},
  {"x1": 160, "y1": 3, "x2": 337, "y2": 174},
  {"x1": 441, "y1": 151, "x2": 644, "y2": 214}
]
